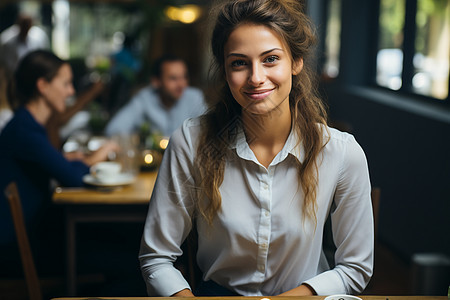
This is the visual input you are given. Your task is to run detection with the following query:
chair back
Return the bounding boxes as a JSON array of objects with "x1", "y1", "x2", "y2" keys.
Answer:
[
  {"x1": 371, "y1": 187, "x2": 381, "y2": 240},
  {"x1": 4, "y1": 182, "x2": 42, "y2": 300}
]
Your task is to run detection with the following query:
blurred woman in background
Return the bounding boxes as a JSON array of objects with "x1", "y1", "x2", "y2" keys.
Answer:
[{"x1": 0, "y1": 50, "x2": 117, "y2": 275}]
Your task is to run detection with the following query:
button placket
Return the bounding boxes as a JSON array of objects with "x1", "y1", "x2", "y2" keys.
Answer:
[{"x1": 256, "y1": 171, "x2": 272, "y2": 279}]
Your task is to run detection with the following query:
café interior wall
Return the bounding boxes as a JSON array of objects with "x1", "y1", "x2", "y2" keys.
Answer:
[{"x1": 324, "y1": 83, "x2": 450, "y2": 260}]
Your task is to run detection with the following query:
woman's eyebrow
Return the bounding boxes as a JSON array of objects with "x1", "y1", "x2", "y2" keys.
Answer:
[
  {"x1": 260, "y1": 48, "x2": 284, "y2": 56},
  {"x1": 226, "y1": 48, "x2": 284, "y2": 59},
  {"x1": 226, "y1": 53, "x2": 247, "y2": 58}
]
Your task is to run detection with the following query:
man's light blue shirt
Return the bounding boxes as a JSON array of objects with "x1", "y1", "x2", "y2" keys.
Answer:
[{"x1": 105, "y1": 86, "x2": 205, "y2": 137}]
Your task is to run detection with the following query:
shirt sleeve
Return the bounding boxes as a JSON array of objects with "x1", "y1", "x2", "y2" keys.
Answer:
[
  {"x1": 14, "y1": 123, "x2": 89, "y2": 187},
  {"x1": 105, "y1": 90, "x2": 146, "y2": 136},
  {"x1": 304, "y1": 135, "x2": 374, "y2": 295},
  {"x1": 139, "y1": 120, "x2": 198, "y2": 296}
]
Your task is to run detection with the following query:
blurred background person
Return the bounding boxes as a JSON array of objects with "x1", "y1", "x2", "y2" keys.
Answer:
[
  {"x1": 105, "y1": 54, "x2": 205, "y2": 138},
  {"x1": 46, "y1": 79, "x2": 105, "y2": 150},
  {"x1": 0, "y1": 14, "x2": 49, "y2": 75},
  {"x1": 0, "y1": 66, "x2": 12, "y2": 133},
  {"x1": 107, "y1": 33, "x2": 142, "y2": 115},
  {"x1": 0, "y1": 50, "x2": 117, "y2": 276}
]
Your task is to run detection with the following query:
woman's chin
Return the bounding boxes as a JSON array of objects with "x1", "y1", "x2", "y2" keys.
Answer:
[{"x1": 53, "y1": 105, "x2": 66, "y2": 114}]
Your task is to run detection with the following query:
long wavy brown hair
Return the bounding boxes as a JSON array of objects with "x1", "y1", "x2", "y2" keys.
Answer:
[{"x1": 195, "y1": 0, "x2": 328, "y2": 225}]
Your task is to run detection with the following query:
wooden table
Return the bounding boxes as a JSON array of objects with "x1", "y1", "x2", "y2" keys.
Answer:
[
  {"x1": 51, "y1": 296, "x2": 447, "y2": 300},
  {"x1": 52, "y1": 171, "x2": 158, "y2": 296}
]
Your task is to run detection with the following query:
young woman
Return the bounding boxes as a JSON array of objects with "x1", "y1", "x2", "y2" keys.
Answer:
[
  {"x1": 0, "y1": 50, "x2": 116, "y2": 254},
  {"x1": 139, "y1": 0, "x2": 373, "y2": 296}
]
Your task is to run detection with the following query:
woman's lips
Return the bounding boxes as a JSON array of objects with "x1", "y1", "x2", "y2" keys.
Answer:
[{"x1": 244, "y1": 88, "x2": 275, "y2": 100}]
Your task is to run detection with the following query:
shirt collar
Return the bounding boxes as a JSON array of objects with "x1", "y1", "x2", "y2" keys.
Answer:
[{"x1": 230, "y1": 122, "x2": 306, "y2": 166}]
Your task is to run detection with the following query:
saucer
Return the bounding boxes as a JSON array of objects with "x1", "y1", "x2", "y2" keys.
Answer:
[
  {"x1": 324, "y1": 295, "x2": 362, "y2": 300},
  {"x1": 83, "y1": 173, "x2": 136, "y2": 187}
]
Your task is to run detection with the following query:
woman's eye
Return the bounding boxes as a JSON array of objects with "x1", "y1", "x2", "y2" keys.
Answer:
[
  {"x1": 231, "y1": 60, "x2": 246, "y2": 67},
  {"x1": 264, "y1": 55, "x2": 279, "y2": 64}
]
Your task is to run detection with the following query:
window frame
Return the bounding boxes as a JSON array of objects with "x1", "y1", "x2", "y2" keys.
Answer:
[
  {"x1": 322, "y1": 0, "x2": 450, "y2": 107},
  {"x1": 373, "y1": 0, "x2": 450, "y2": 104}
]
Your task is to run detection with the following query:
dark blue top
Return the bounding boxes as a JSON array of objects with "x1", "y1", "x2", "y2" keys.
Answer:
[{"x1": 0, "y1": 107, "x2": 90, "y2": 245}]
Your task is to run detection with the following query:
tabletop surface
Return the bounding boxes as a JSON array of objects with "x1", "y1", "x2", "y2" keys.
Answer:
[
  {"x1": 52, "y1": 171, "x2": 157, "y2": 205},
  {"x1": 51, "y1": 296, "x2": 447, "y2": 300}
]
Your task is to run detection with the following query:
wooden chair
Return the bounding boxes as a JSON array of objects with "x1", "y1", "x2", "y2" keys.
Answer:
[
  {"x1": 3, "y1": 183, "x2": 107, "y2": 299},
  {"x1": 4, "y1": 182, "x2": 42, "y2": 300},
  {"x1": 371, "y1": 187, "x2": 381, "y2": 240}
]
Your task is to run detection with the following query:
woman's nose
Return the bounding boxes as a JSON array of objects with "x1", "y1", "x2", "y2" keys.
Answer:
[
  {"x1": 69, "y1": 84, "x2": 75, "y2": 96},
  {"x1": 248, "y1": 63, "x2": 265, "y2": 86}
]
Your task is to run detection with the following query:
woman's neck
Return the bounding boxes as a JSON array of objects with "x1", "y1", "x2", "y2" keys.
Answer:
[
  {"x1": 242, "y1": 106, "x2": 292, "y2": 168},
  {"x1": 25, "y1": 97, "x2": 52, "y2": 126}
]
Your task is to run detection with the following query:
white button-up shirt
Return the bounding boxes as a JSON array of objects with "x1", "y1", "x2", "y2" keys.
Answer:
[{"x1": 139, "y1": 117, "x2": 373, "y2": 296}]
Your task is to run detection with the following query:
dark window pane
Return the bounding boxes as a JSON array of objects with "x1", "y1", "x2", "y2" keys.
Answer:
[
  {"x1": 377, "y1": 0, "x2": 406, "y2": 90},
  {"x1": 414, "y1": 0, "x2": 449, "y2": 99},
  {"x1": 323, "y1": 0, "x2": 341, "y2": 78}
]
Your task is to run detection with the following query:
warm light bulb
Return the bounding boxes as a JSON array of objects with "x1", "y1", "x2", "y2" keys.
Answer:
[
  {"x1": 144, "y1": 153, "x2": 154, "y2": 164},
  {"x1": 165, "y1": 6, "x2": 179, "y2": 21},
  {"x1": 179, "y1": 9, "x2": 196, "y2": 23},
  {"x1": 165, "y1": 5, "x2": 201, "y2": 23},
  {"x1": 159, "y1": 138, "x2": 169, "y2": 150}
]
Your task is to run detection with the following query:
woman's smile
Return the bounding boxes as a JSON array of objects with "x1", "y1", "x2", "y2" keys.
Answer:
[{"x1": 243, "y1": 88, "x2": 275, "y2": 101}]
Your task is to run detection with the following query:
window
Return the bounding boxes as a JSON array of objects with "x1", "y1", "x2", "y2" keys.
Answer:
[
  {"x1": 376, "y1": 0, "x2": 405, "y2": 91},
  {"x1": 377, "y1": 0, "x2": 449, "y2": 100},
  {"x1": 414, "y1": 0, "x2": 449, "y2": 99},
  {"x1": 323, "y1": 0, "x2": 342, "y2": 79}
]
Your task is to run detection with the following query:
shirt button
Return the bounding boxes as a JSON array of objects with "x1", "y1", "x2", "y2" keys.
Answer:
[
  {"x1": 261, "y1": 243, "x2": 268, "y2": 249},
  {"x1": 263, "y1": 184, "x2": 269, "y2": 190},
  {"x1": 265, "y1": 211, "x2": 270, "y2": 217}
]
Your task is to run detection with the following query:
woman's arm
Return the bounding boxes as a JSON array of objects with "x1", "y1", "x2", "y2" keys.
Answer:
[
  {"x1": 139, "y1": 121, "x2": 198, "y2": 296},
  {"x1": 80, "y1": 140, "x2": 119, "y2": 166},
  {"x1": 14, "y1": 122, "x2": 89, "y2": 186},
  {"x1": 277, "y1": 284, "x2": 316, "y2": 296},
  {"x1": 172, "y1": 289, "x2": 195, "y2": 297},
  {"x1": 303, "y1": 134, "x2": 374, "y2": 295}
]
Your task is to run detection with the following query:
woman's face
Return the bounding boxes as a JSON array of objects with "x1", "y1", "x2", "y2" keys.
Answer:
[
  {"x1": 40, "y1": 63, "x2": 75, "y2": 113},
  {"x1": 224, "y1": 23, "x2": 302, "y2": 116}
]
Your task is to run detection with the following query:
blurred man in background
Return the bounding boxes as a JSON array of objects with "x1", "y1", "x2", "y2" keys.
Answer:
[{"x1": 105, "y1": 54, "x2": 205, "y2": 137}]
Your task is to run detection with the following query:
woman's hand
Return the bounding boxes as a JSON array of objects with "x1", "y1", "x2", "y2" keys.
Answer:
[
  {"x1": 63, "y1": 151, "x2": 85, "y2": 161},
  {"x1": 172, "y1": 288, "x2": 195, "y2": 297},
  {"x1": 82, "y1": 140, "x2": 120, "y2": 166},
  {"x1": 277, "y1": 284, "x2": 316, "y2": 296}
]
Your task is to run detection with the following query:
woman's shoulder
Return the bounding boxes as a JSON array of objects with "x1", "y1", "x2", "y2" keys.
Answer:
[
  {"x1": 322, "y1": 124, "x2": 357, "y2": 146},
  {"x1": 4, "y1": 108, "x2": 42, "y2": 134},
  {"x1": 322, "y1": 125, "x2": 367, "y2": 165},
  {"x1": 321, "y1": 124, "x2": 365, "y2": 156},
  {"x1": 0, "y1": 109, "x2": 47, "y2": 158},
  {"x1": 170, "y1": 116, "x2": 205, "y2": 152}
]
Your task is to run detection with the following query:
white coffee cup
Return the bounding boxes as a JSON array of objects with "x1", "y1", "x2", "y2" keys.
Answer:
[
  {"x1": 324, "y1": 295, "x2": 362, "y2": 300},
  {"x1": 90, "y1": 161, "x2": 122, "y2": 183}
]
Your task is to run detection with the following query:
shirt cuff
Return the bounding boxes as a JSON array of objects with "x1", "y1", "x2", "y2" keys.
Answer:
[
  {"x1": 145, "y1": 266, "x2": 191, "y2": 296},
  {"x1": 303, "y1": 270, "x2": 347, "y2": 296}
]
